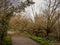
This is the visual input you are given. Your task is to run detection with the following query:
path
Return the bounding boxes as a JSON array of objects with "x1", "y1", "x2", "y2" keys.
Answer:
[
  {"x1": 56, "y1": 42, "x2": 60, "y2": 45},
  {"x1": 11, "y1": 35, "x2": 40, "y2": 45},
  {"x1": 8, "y1": 31, "x2": 41, "y2": 45}
]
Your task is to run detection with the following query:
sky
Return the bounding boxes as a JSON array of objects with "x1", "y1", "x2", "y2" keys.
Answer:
[
  {"x1": 20, "y1": 0, "x2": 46, "y2": 21},
  {"x1": 11, "y1": 0, "x2": 47, "y2": 21},
  {"x1": 11, "y1": 0, "x2": 60, "y2": 22},
  {"x1": 11, "y1": 0, "x2": 46, "y2": 12}
]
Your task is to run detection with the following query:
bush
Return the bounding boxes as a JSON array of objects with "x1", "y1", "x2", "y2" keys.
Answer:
[{"x1": 4, "y1": 35, "x2": 12, "y2": 45}]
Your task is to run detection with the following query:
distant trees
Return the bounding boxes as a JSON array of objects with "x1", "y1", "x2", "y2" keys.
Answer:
[
  {"x1": 9, "y1": 9, "x2": 60, "y2": 40},
  {"x1": 9, "y1": 14, "x2": 47, "y2": 37},
  {"x1": 8, "y1": 0, "x2": 60, "y2": 41}
]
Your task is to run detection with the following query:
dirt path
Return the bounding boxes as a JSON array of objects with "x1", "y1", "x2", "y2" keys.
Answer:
[
  {"x1": 11, "y1": 35, "x2": 40, "y2": 45},
  {"x1": 56, "y1": 42, "x2": 60, "y2": 45},
  {"x1": 8, "y1": 31, "x2": 41, "y2": 45}
]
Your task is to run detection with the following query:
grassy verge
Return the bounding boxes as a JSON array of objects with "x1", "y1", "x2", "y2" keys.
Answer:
[
  {"x1": 27, "y1": 35, "x2": 55, "y2": 45},
  {"x1": 4, "y1": 35, "x2": 12, "y2": 45}
]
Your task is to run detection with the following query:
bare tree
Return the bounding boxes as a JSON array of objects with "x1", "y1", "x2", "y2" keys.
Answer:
[{"x1": 43, "y1": 0, "x2": 60, "y2": 37}]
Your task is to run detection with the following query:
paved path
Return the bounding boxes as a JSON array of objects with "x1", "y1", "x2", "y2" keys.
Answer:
[{"x1": 11, "y1": 35, "x2": 40, "y2": 45}]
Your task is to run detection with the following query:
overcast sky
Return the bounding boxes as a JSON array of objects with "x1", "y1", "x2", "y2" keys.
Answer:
[
  {"x1": 21, "y1": 0, "x2": 46, "y2": 21},
  {"x1": 11, "y1": 0, "x2": 47, "y2": 21},
  {"x1": 11, "y1": 0, "x2": 60, "y2": 21}
]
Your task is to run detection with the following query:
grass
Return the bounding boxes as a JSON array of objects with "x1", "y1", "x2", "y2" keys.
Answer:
[
  {"x1": 4, "y1": 35, "x2": 12, "y2": 45},
  {"x1": 11, "y1": 31, "x2": 56, "y2": 45},
  {"x1": 28, "y1": 35, "x2": 55, "y2": 45}
]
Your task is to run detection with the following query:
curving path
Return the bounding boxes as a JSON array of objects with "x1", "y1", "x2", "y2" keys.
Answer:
[
  {"x1": 8, "y1": 31, "x2": 41, "y2": 45},
  {"x1": 11, "y1": 35, "x2": 40, "y2": 45}
]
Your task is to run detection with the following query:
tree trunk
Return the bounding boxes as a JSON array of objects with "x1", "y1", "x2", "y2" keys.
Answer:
[{"x1": 0, "y1": 16, "x2": 9, "y2": 45}]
